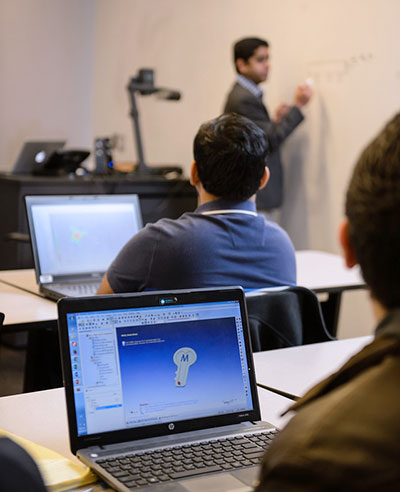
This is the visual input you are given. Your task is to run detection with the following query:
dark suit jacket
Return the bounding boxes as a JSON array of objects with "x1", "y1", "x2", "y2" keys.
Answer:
[
  {"x1": 0, "y1": 437, "x2": 47, "y2": 491},
  {"x1": 224, "y1": 82, "x2": 304, "y2": 209},
  {"x1": 256, "y1": 309, "x2": 400, "y2": 491}
]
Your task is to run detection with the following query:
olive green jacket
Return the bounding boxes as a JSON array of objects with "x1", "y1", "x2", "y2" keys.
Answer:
[{"x1": 256, "y1": 309, "x2": 400, "y2": 491}]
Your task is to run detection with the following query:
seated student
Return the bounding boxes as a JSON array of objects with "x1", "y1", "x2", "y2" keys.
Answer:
[
  {"x1": 0, "y1": 437, "x2": 47, "y2": 491},
  {"x1": 98, "y1": 113, "x2": 296, "y2": 294},
  {"x1": 256, "y1": 112, "x2": 400, "y2": 490}
]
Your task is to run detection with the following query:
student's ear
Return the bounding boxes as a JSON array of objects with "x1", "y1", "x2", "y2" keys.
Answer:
[
  {"x1": 236, "y1": 58, "x2": 247, "y2": 74},
  {"x1": 339, "y1": 219, "x2": 358, "y2": 268},
  {"x1": 258, "y1": 167, "x2": 270, "y2": 190},
  {"x1": 190, "y1": 161, "x2": 200, "y2": 187}
]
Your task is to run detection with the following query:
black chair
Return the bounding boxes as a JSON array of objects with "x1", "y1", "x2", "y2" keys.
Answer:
[{"x1": 245, "y1": 286, "x2": 335, "y2": 352}]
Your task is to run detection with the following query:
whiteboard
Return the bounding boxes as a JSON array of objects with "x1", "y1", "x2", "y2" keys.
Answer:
[{"x1": 91, "y1": 0, "x2": 400, "y2": 251}]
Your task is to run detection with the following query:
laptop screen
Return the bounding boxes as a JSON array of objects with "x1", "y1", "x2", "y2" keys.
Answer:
[
  {"x1": 25, "y1": 195, "x2": 143, "y2": 282},
  {"x1": 12, "y1": 140, "x2": 66, "y2": 175},
  {"x1": 63, "y1": 295, "x2": 255, "y2": 438}
]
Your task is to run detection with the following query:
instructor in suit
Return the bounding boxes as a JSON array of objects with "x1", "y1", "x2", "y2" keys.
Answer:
[{"x1": 224, "y1": 37, "x2": 313, "y2": 212}]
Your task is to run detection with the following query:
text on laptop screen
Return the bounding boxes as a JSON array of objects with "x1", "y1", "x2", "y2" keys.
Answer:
[
  {"x1": 30, "y1": 201, "x2": 141, "y2": 278},
  {"x1": 66, "y1": 300, "x2": 253, "y2": 436}
]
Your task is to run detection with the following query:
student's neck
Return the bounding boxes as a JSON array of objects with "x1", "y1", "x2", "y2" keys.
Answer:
[
  {"x1": 197, "y1": 191, "x2": 220, "y2": 206},
  {"x1": 371, "y1": 297, "x2": 388, "y2": 323},
  {"x1": 196, "y1": 187, "x2": 255, "y2": 206}
]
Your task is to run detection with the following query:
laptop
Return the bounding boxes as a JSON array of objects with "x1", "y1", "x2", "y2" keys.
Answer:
[
  {"x1": 12, "y1": 140, "x2": 66, "y2": 175},
  {"x1": 57, "y1": 286, "x2": 278, "y2": 491},
  {"x1": 25, "y1": 194, "x2": 143, "y2": 300}
]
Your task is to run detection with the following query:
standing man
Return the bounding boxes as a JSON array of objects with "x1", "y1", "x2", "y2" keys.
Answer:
[
  {"x1": 224, "y1": 37, "x2": 312, "y2": 212},
  {"x1": 256, "y1": 112, "x2": 400, "y2": 490},
  {"x1": 98, "y1": 113, "x2": 296, "y2": 295}
]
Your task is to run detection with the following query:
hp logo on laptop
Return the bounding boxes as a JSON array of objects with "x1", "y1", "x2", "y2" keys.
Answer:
[{"x1": 168, "y1": 423, "x2": 175, "y2": 431}]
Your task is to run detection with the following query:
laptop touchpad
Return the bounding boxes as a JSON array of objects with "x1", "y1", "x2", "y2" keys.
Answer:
[{"x1": 182, "y1": 474, "x2": 253, "y2": 492}]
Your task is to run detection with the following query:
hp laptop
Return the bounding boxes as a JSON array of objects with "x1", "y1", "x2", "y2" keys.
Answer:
[
  {"x1": 25, "y1": 194, "x2": 143, "y2": 300},
  {"x1": 12, "y1": 140, "x2": 66, "y2": 175},
  {"x1": 58, "y1": 286, "x2": 278, "y2": 492}
]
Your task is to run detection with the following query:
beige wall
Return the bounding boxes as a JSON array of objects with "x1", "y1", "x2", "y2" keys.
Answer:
[
  {"x1": 0, "y1": 0, "x2": 94, "y2": 169},
  {"x1": 3, "y1": 0, "x2": 399, "y2": 337},
  {"x1": 91, "y1": 0, "x2": 400, "y2": 254}
]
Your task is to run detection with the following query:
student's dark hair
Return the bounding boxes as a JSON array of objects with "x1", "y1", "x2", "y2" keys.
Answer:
[
  {"x1": 345, "y1": 112, "x2": 400, "y2": 308},
  {"x1": 233, "y1": 37, "x2": 269, "y2": 74},
  {"x1": 193, "y1": 113, "x2": 268, "y2": 201}
]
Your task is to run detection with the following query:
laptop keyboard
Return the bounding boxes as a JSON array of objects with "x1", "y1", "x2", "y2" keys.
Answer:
[
  {"x1": 95, "y1": 430, "x2": 278, "y2": 489},
  {"x1": 52, "y1": 282, "x2": 100, "y2": 296}
]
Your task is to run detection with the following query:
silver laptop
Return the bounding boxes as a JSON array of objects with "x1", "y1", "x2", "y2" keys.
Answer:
[
  {"x1": 25, "y1": 194, "x2": 143, "y2": 300},
  {"x1": 57, "y1": 286, "x2": 278, "y2": 492},
  {"x1": 12, "y1": 140, "x2": 66, "y2": 175}
]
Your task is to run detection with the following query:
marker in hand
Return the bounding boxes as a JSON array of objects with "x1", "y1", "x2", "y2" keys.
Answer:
[{"x1": 294, "y1": 78, "x2": 313, "y2": 107}]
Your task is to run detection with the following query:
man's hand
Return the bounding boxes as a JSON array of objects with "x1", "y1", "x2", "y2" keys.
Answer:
[
  {"x1": 294, "y1": 82, "x2": 313, "y2": 108},
  {"x1": 274, "y1": 103, "x2": 290, "y2": 123}
]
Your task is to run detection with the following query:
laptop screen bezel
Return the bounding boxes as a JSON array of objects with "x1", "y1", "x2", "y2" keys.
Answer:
[
  {"x1": 57, "y1": 287, "x2": 261, "y2": 455},
  {"x1": 24, "y1": 193, "x2": 143, "y2": 285}
]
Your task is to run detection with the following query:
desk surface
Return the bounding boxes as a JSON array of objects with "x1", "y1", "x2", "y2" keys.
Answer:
[
  {"x1": 0, "y1": 280, "x2": 56, "y2": 326},
  {"x1": 0, "y1": 249, "x2": 365, "y2": 302},
  {"x1": 0, "y1": 387, "x2": 292, "y2": 463},
  {"x1": 254, "y1": 335, "x2": 373, "y2": 399},
  {"x1": 0, "y1": 268, "x2": 38, "y2": 297},
  {"x1": 295, "y1": 250, "x2": 364, "y2": 293}
]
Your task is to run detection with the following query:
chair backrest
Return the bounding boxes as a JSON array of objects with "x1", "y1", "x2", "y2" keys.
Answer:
[{"x1": 245, "y1": 286, "x2": 335, "y2": 352}]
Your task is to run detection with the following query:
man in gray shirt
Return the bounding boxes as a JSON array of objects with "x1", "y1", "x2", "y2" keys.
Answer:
[{"x1": 98, "y1": 113, "x2": 296, "y2": 294}]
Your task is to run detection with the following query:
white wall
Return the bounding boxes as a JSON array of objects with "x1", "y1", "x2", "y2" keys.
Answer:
[{"x1": 0, "y1": 0, "x2": 95, "y2": 169}]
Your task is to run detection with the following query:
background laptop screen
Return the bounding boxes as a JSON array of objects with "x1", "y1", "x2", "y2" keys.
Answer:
[
  {"x1": 66, "y1": 300, "x2": 253, "y2": 436},
  {"x1": 26, "y1": 195, "x2": 142, "y2": 280},
  {"x1": 12, "y1": 140, "x2": 65, "y2": 175}
]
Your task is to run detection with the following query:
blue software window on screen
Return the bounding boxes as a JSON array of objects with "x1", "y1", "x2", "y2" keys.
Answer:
[{"x1": 66, "y1": 301, "x2": 252, "y2": 436}]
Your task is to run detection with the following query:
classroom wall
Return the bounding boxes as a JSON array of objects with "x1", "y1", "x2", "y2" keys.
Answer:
[
  {"x1": 90, "y1": 0, "x2": 399, "y2": 338},
  {"x1": 2, "y1": 0, "x2": 399, "y2": 338},
  {"x1": 0, "y1": 0, "x2": 95, "y2": 168},
  {"x1": 91, "y1": 0, "x2": 400, "y2": 254}
]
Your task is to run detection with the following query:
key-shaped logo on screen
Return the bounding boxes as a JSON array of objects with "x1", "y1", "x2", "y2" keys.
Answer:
[{"x1": 173, "y1": 347, "x2": 197, "y2": 387}]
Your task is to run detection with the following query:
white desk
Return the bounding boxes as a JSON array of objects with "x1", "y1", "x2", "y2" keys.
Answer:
[
  {"x1": 0, "y1": 387, "x2": 292, "y2": 460},
  {"x1": 295, "y1": 250, "x2": 364, "y2": 293},
  {"x1": 254, "y1": 335, "x2": 373, "y2": 399},
  {"x1": 296, "y1": 250, "x2": 365, "y2": 335},
  {"x1": 0, "y1": 268, "x2": 39, "y2": 297},
  {"x1": 0, "y1": 280, "x2": 56, "y2": 327},
  {"x1": 0, "y1": 388, "x2": 71, "y2": 458},
  {"x1": 0, "y1": 250, "x2": 365, "y2": 299},
  {"x1": 0, "y1": 389, "x2": 104, "y2": 491},
  {"x1": 0, "y1": 387, "x2": 292, "y2": 490}
]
